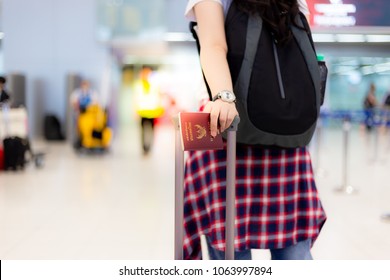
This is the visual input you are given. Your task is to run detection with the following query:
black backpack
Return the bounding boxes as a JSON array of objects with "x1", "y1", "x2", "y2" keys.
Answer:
[
  {"x1": 44, "y1": 114, "x2": 65, "y2": 141},
  {"x1": 191, "y1": 2, "x2": 327, "y2": 148}
]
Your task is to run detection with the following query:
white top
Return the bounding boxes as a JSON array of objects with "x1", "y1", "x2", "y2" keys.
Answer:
[
  {"x1": 185, "y1": 0, "x2": 309, "y2": 21},
  {"x1": 70, "y1": 88, "x2": 99, "y2": 108}
]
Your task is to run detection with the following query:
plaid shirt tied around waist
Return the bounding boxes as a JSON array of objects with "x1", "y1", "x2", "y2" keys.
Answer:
[{"x1": 183, "y1": 145, "x2": 326, "y2": 260}]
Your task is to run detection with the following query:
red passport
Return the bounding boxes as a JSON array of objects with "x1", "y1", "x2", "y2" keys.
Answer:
[{"x1": 178, "y1": 112, "x2": 224, "y2": 151}]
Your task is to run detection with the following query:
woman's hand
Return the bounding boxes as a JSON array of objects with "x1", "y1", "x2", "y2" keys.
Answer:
[{"x1": 203, "y1": 100, "x2": 238, "y2": 137}]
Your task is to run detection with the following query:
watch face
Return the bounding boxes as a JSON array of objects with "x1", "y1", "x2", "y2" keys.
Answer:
[{"x1": 221, "y1": 91, "x2": 236, "y2": 102}]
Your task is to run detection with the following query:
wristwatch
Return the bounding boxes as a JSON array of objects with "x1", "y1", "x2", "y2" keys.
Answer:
[{"x1": 212, "y1": 90, "x2": 236, "y2": 103}]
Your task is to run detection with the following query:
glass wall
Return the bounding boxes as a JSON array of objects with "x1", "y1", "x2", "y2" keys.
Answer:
[
  {"x1": 326, "y1": 57, "x2": 390, "y2": 110},
  {"x1": 96, "y1": 0, "x2": 189, "y2": 41},
  {"x1": 96, "y1": 0, "x2": 166, "y2": 42}
]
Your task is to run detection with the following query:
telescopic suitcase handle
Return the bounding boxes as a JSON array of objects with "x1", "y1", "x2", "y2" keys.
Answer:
[
  {"x1": 174, "y1": 115, "x2": 185, "y2": 260},
  {"x1": 174, "y1": 115, "x2": 240, "y2": 260},
  {"x1": 225, "y1": 116, "x2": 239, "y2": 260}
]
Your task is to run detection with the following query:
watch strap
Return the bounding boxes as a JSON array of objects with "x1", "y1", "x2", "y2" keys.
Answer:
[
  {"x1": 212, "y1": 93, "x2": 220, "y2": 102},
  {"x1": 212, "y1": 90, "x2": 235, "y2": 102}
]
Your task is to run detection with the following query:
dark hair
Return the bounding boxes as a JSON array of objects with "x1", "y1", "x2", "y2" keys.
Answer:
[
  {"x1": 0, "y1": 76, "x2": 6, "y2": 84},
  {"x1": 234, "y1": 0, "x2": 300, "y2": 45}
]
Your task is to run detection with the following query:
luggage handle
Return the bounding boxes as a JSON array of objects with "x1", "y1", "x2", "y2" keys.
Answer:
[
  {"x1": 174, "y1": 115, "x2": 185, "y2": 260},
  {"x1": 225, "y1": 116, "x2": 239, "y2": 260},
  {"x1": 174, "y1": 115, "x2": 240, "y2": 260},
  {"x1": 0, "y1": 103, "x2": 11, "y2": 139}
]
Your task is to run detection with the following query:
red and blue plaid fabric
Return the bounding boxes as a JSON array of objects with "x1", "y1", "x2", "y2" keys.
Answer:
[{"x1": 183, "y1": 145, "x2": 326, "y2": 260}]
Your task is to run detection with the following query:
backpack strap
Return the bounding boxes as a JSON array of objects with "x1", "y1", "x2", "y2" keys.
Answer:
[
  {"x1": 298, "y1": 13, "x2": 328, "y2": 105},
  {"x1": 299, "y1": 13, "x2": 316, "y2": 53},
  {"x1": 233, "y1": 15, "x2": 263, "y2": 102},
  {"x1": 291, "y1": 15, "x2": 323, "y2": 110}
]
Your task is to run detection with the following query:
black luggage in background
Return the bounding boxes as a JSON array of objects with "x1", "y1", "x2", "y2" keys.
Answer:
[
  {"x1": 3, "y1": 136, "x2": 29, "y2": 170},
  {"x1": 44, "y1": 114, "x2": 65, "y2": 140}
]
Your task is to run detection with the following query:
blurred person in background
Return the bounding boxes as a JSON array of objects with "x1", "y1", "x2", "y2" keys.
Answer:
[
  {"x1": 382, "y1": 87, "x2": 390, "y2": 109},
  {"x1": 382, "y1": 87, "x2": 390, "y2": 130},
  {"x1": 134, "y1": 67, "x2": 165, "y2": 155},
  {"x1": 70, "y1": 79, "x2": 99, "y2": 113},
  {"x1": 363, "y1": 82, "x2": 378, "y2": 131},
  {"x1": 0, "y1": 76, "x2": 10, "y2": 105},
  {"x1": 70, "y1": 79, "x2": 110, "y2": 150}
]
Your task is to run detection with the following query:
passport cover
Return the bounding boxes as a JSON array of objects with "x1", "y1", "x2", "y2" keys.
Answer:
[{"x1": 178, "y1": 112, "x2": 223, "y2": 151}]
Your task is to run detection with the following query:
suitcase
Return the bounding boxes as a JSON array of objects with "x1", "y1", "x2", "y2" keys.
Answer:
[
  {"x1": 1, "y1": 104, "x2": 45, "y2": 170},
  {"x1": 3, "y1": 136, "x2": 28, "y2": 170},
  {"x1": 0, "y1": 146, "x2": 4, "y2": 170},
  {"x1": 174, "y1": 115, "x2": 239, "y2": 260}
]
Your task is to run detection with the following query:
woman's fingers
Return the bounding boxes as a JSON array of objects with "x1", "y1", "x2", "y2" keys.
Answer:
[
  {"x1": 203, "y1": 102, "x2": 218, "y2": 137},
  {"x1": 218, "y1": 109, "x2": 229, "y2": 133},
  {"x1": 225, "y1": 109, "x2": 237, "y2": 131},
  {"x1": 209, "y1": 103, "x2": 221, "y2": 137},
  {"x1": 202, "y1": 100, "x2": 238, "y2": 137},
  {"x1": 220, "y1": 106, "x2": 238, "y2": 132}
]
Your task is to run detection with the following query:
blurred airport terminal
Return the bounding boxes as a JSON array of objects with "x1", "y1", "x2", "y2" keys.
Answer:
[{"x1": 1, "y1": 0, "x2": 390, "y2": 259}]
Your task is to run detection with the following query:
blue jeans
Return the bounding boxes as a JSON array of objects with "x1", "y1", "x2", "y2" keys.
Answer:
[{"x1": 206, "y1": 238, "x2": 313, "y2": 260}]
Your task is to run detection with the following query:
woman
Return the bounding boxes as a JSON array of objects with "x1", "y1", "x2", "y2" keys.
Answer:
[
  {"x1": 0, "y1": 76, "x2": 10, "y2": 104},
  {"x1": 363, "y1": 82, "x2": 378, "y2": 131},
  {"x1": 183, "y1": 0, "x2": 326, "y2": 260}
]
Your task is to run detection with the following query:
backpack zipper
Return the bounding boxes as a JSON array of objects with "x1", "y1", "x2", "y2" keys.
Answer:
[{"x1": 272, "y1": 40, "x2": 286, "y2": 99}]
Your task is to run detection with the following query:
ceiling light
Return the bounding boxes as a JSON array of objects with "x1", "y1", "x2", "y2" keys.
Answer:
[
  {"x1": 312, "y1": 33, "x2": 335, "y2": 42},
  {"x1": 163, "y1": 32, "x2": 194, "y2": 42},
  {"x1": 366, "y1": 35, "x2": 390, "y2": 43},
  {"x1": 335, "y1": 34, "x2": 366, "y2": 42}
]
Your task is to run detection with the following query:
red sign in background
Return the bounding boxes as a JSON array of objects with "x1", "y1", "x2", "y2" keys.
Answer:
[{"x1": 307, "y1": 0, "x2": 390, "y2": 27}]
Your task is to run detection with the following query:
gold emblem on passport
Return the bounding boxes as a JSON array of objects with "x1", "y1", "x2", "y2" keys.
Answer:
[{"x1": 195, "y1": 125, "x2": 207, "y2": 139}]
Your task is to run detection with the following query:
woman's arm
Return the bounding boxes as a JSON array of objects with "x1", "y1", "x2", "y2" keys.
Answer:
[{"x1": 193, "y1": 1, "x2": 238, "y2": 137}]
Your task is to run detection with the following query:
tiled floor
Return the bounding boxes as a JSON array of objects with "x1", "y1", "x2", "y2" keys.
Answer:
[{"x1": 1, "y1": 119, "x2": 390, "y2": 260}]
